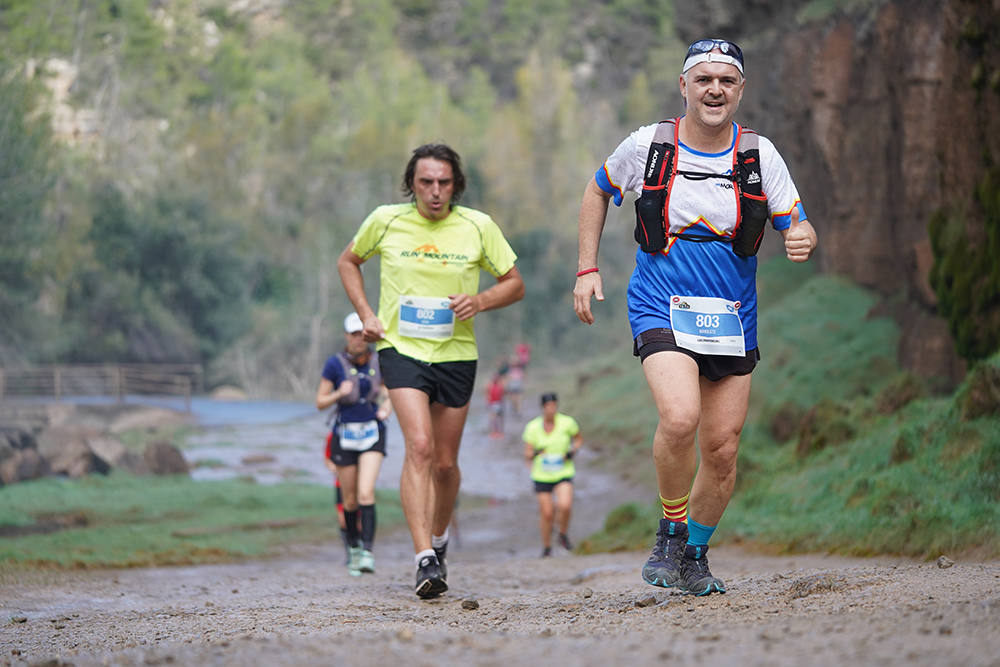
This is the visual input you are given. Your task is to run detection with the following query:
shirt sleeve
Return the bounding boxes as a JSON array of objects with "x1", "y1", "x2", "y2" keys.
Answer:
[
  {"x1": 478, "y1": 217, "x2": 518, "y2": 278},
  {"x1": 521, "y1": 420, "x2": 535, "y2": 445},
  {"x1": 759, "y1": 136, "x2": 807, "y2": 232},
  {"x1": 321, "y1": 356, "x2": 344, "y2": 385},
  {"x1": 351, "y1": 208, "x2": 387, "y2": 260},
  {"x1": 594, "y1": 124, "x2": 655, "y2": 207},
  {"x1": 564, "y1": 415, "x2": 580, "y2": 438}
]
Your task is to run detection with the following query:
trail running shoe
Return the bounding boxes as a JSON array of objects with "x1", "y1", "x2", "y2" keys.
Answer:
[
  {"x1": 541, "y1": 546, "x2": 552, "y2": 557},
  {"x1": 415, "y1": 554, "x2": 448, "y2": 599},
  {"x1": 641, "y1": 519, "x2": 688, "y2": 588},
  {"x1": 357, "y1": 549, "x2": 375, "y2": 574},
  {"x1": 347, "y1": 546, "x2": 362, "y2": 577},
  {"x1": 678, "y1": 543, "x2": 726, "y2": 596},
  {"x1": 558, "y1": 533, "x2": 573, "y2": 551},
  {"x1": 433, "y1": 540, "x2": 448, "y2": 581}
]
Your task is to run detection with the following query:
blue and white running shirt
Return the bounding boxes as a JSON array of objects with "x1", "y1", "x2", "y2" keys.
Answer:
[{"x1": 595, "y1": 119, "x2": 807, "y2": 351}]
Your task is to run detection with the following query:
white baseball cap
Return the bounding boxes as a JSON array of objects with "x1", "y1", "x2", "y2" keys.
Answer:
[{"x1": 343, "y1": 312, "x2": 364, "y2": 333}]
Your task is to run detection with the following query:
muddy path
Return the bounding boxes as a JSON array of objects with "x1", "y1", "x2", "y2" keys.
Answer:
[{"x1": 2, "y1": 404, "x2": 999, "y2": 666}]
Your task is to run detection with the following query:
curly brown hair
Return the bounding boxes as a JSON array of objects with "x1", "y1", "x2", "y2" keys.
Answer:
[{"x1": 401, "y1": 143, "x2": 466, "y2": 206}]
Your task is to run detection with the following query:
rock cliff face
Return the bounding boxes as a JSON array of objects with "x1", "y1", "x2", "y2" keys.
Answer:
[{"x1": 675, "y1": 0, "x2": 1000, "y2": 386}]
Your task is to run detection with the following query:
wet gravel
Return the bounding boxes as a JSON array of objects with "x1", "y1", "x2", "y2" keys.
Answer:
[{"x1": 3, "y1": 407, "x2": 999, "y2": 666}]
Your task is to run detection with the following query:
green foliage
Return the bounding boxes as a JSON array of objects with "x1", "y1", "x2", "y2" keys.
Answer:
[
  {"x1": 63, "y1": 182, "x2": 252, "y2": 361},
  {"x1": 0, "y1": 70, "x2": 55, "y2": 359},
  {"x1": 0, "y1": 473, "x2": 403, "y2": 569},
  {"x1": 928, "y1": 166, "x2": 1000, "y2": 361}
]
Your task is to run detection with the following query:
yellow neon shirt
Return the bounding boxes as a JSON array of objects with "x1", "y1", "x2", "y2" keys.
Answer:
[
  {"x1": 523, "y1": 413, "x2": 580, "y2": 483},
  {"x1": 351, "y1": 203, "x2": 518, "y2": 363}
]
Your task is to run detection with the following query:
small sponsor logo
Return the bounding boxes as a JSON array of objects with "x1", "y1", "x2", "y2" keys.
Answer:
[
  {"x1": 646, "y1": 146, "x2": 662, "y2": 180},
  {"x1": 677, "y1": 301, "x2": 691, "y2": 310},
  {"x1": 746, "y1": 171, "x2": 761, "y2": 185},
  {"x1": 400, "y1": 243, "x2": 469, "y2": 263}
]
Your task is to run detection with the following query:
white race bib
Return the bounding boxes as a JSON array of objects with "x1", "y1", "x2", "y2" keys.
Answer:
[
  {"x1": 669, "y1": 295, "x2": 746, "y2": 357},
  {"x1": 336, "y1": 420, "x2": 379, "y2": 451},
  {"x1": 398, "y1": 296, "x2": 455, "y2": 339},
  {"x1": 540, "y1": 454, "x2": 565, "y2": 473}
]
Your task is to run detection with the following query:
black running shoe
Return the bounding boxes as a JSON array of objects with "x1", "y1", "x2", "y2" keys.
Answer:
[
  {"x1": 641, "y1": 519, "x2": 688, "y2": 588},
  {"x1": 558, "y1": 533, "x2": 573, "y2": 551},
  {"x1": 678, "y1": 543, "x2": 726, "y2": 596},
  {"x1": 433, "y1": 541, "x2": 448, "y2": 581},
  {"x1": 415, "y1": 554, "x2": 448, "y2": 599},
  {"x1": 541, "y1": 546, "x2": 552, "y2": 557}
]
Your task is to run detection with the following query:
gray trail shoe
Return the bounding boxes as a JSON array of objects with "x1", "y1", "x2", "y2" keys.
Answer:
[
  {"x1": 433, "y1": 541, "x2": 448, "y2": 581},
  {"x1": 678, "y1": 543, "x2": 726, "y2": 596},
  {"x1": 641, "y1": 519, "x2": 688, "y2": 588},
  {"x1": 415, "y1": 554, "x2": 448, "y2": 599}
]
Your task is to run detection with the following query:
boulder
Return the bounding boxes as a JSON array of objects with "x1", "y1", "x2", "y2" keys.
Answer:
[
  {"x1": 109, "y1": 407, "x2": 191, "y2": 434},
  {"x1": 36, "y1": 426, "x2": 110, "y2": 478},
  {"x1": 86, "y1": 435, "x2": 150, "y2": 475},
  {"x1": 143, "y1": 441, "x2": 189, "y2": 476},
  {"x1": 0, "y1": 448, "x2": 51, "y2": 485},
  {"x1": 210, "y1": 385, "x2": 248, "y2": 400}
]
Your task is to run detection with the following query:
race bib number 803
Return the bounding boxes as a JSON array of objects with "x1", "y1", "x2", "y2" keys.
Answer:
[{"x1": 669, "y1": 295, "x2": 746, "y2": 357}]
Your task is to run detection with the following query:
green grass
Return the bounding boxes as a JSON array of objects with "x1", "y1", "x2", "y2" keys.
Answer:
[
  {"x1": 574, "y1": 257, "x2": 1000, "y2": 559},
  {"x1": 0, "y1": 473, "x2": 403, "y2": 570}
]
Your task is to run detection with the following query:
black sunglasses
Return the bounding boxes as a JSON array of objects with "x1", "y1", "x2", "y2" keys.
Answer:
[{"x1": 685, "y1": 39, "x2": 744, "y2": 67}]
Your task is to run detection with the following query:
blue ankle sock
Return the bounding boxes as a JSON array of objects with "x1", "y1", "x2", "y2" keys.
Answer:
[{"x1": 686, "y1": 518, "x2": 716, "y2": 547}]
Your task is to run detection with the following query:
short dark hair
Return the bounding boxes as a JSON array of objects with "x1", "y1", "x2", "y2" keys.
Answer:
[
  {"x1": 402, "y1": 143, "x2": 466, "y2": 206},
  {"x1": 540, "y1": 392, "x2": 558, "y2": 405}
]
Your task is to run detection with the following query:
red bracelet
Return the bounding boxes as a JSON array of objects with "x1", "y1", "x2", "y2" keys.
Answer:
[{"x1": 576, "y1": 267, "x2": 599, "y2": 277}]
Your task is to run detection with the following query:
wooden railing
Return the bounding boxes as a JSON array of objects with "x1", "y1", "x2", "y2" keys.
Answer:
[{"x1": 0, "y1": 364, "x2": 203, "y2": 412}]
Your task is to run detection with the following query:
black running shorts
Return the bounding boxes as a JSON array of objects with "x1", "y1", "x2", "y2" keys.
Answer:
[
  {"x1": 378, "y1": 347, "x2": 477, "y2": 408},
  {"x1": 634, "y1": 328, "x2": 760, "y2": 382},
  {"x1": 328, "y1": 421, "x2": 387, "y2": 466},
  {"x1": 533, "y1": 477, "x2": 573, "y2": 493}
]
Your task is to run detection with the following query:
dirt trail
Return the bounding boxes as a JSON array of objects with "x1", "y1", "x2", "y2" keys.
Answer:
[{"x1": 2, "y1": 406, "x2": 999, "y2": 666}]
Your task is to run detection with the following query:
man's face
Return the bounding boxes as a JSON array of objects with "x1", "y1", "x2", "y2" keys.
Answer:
[
  {"x1": 344, "y1": 330, "x2": 368, "y2": 357},
  {"x1": 412, "y1": 157, "x2": 454, "y2": 221},
  {"x1": 542, "y1": 400, "x2": 558, "y2": 419},
  {"x1": 679, "y1": 60, "x2": 744, "y2": 129}
]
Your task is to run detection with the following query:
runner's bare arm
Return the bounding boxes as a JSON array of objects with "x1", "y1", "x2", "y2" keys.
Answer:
[
  {"x1": 780, "y1": 207, "x2": 817, "y2": 263},
  {"x1": 574, "y1": 178, "x2": 610, "y2": 325},
  {"x1": 316, "y1": 377, "x2": 354, "y2": 411},
  {"x1": 375, "y1": 386, "x2": 392, "y2": 421},
  {"x1": 337, "y1": 242, "x2": 385, "y2": 342},
  {"x1": 523, "y1": 440, "x2": 536, "y2": 463},
  {"x1": 449, "y1": 265, "x2": 525, "y2": 321}
]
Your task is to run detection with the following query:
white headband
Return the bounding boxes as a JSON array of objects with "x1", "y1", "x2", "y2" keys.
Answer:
[{"x1": 682, "y1": 52, "x2": 744, "y2": 75}]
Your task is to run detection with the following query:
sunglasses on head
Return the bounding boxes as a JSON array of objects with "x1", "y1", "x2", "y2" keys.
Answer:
[{"x1": 685, "y1": 39, "x2": 744, "y2": 67}]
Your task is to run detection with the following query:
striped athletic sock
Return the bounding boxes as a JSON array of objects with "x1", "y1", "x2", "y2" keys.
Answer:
[
  {"x1": 686, "y1": 517, "x2": 716, "y2": 547},
  {"x1": 660, "y1": 493, "x2": 689, "y2": 523}
]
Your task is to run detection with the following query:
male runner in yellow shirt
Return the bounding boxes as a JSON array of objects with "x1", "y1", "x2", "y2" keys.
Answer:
[{"x1": 338, "y1": 143, "x2": 524, "y2": 599}]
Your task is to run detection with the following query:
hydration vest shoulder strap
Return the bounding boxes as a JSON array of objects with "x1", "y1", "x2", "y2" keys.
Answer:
[{"x1": 642, "y1": 119, "x2": 679, "y2": 190}]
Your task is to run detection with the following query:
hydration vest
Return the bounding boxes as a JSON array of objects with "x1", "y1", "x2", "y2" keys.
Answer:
[
  {"x1": 334, "y1": 352, "x2": 381, "y2": 404},
  {"x1": 326, "y1": 351, "x2": 381, "y2": 425},
  {"x1": 633, "y1": 118, "x2": 769, "y2": 257}
]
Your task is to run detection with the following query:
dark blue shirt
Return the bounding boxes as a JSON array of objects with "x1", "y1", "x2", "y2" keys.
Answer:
[{"x1": 321, "y1": 353, "x2": 379, "y2": 423}]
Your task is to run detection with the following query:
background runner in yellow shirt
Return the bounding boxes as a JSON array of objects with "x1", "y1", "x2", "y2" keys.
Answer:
[
  {"x1": 522, "y1": 392, "x2": 583, "y2": 557},
  {"x1": 338, "y1": 143, "x2": 524, "y2": 599}
]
